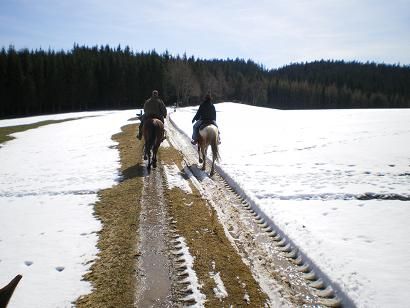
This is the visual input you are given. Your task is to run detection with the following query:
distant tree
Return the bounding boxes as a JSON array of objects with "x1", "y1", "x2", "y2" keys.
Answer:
[{"x1": 167, "y1": 60, "x2": 199, "y2": 106}]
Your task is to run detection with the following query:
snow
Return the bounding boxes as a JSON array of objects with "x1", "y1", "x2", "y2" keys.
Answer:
[
  {"x1": 0, "y1": 111, "x2": 116, "y2": 128},
  {"x1": 163, "y1": 164, "x2": 192, "y2": 194},
  {"x1": 0, "y1": 110, "x2": 137, "y2": 307},
  {"x1": 210, "y1": 261, "x2": 228, "y2": 300},
  {"x1": 1, "y1": 104, "x2": 409, "y2": 307},
  {"x1": 170, "y1": 103, "x2": 410, "y2": 308},
  {"x1": 174, "y1": 236, "x2": 206, "y2": 307}
]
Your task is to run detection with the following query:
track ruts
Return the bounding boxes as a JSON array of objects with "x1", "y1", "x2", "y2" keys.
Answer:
[{"x1": 166, "y1": 115, "x2": 354, "y2": 307}]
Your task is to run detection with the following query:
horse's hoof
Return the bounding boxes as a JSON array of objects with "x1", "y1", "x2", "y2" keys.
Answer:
[
  {"x1": 199, "y1": 158, "x2": 203, "y2": 163},
  {"x1": 153, "y1": 162, "x2": 157, "y2": 168},
  {"x1": 144, "y1": 155, "x2": 147, "y2": 160}
]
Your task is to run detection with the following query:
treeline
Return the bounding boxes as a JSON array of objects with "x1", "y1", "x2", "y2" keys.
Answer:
[
  {"x1": 1, "y1": 45, "x2": 409, "y2": 118},
  {"x1": 268, "y1": 60, "x2": 410, "y2": 109}
]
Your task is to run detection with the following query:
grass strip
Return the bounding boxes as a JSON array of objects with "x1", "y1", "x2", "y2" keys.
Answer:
[
  {"x1": 76, "y1": 123, "x2": 143, "y2": 308},
  {"x1": 0, "y1": 119, "x2": 81, "y2": 145}
]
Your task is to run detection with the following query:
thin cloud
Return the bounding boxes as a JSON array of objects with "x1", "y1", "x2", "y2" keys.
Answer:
[{"x1": 0, "y1": 0, "x2": 409, "y2": 68}]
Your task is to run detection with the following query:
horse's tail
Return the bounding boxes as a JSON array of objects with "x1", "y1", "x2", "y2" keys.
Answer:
[
  {"x1": 211, "y1": 128, "x2": 220, "y2": 162},
  {"x1": 156, "y1": 122, "x2": 164, "y2": 147},
  {"x1": 143, "y1": 119, "x2": 154, "y2": 152}
]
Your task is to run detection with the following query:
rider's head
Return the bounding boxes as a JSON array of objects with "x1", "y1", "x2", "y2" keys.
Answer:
[
  {"x1": 152, "y1": 90, "x2": 159, "y2": 97},
  {"x1": 205, "y1": 93, "x2": 211, "y2": 101}
]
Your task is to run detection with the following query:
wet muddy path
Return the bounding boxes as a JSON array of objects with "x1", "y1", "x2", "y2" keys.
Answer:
[
  {"x1": 135, "y1": 167, "x2": 174, "y2": 307},
  {"x1": 78, "y1": 119, "x2": 349, "y2": 308}
]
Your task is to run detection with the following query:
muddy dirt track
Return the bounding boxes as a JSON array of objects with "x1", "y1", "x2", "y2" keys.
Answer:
[{"x1": 77, "y1": 117, "x2": 349, "y2": 307}]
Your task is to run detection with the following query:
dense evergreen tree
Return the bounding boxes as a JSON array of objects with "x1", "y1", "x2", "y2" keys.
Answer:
[{"x1": 0, "y1": 45, "x2": 409, "y2": 118}]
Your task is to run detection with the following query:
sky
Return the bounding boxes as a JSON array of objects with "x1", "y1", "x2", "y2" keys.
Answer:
[{"x1": 0, "y1": 0, "x2": 409, "y2": 69}]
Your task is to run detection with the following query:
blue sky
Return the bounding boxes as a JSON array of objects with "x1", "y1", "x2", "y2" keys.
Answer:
[{"x1": 1, "y1": 0, "x2": 409, "y2": 69}]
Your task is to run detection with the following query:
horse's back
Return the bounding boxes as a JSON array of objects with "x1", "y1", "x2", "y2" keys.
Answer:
[
  {"x1": 144, "y1": 118, "x2": 164, "y2": 133},
  {"x1": 145, "y1": 117, "x2": 163, "y2": 128}
]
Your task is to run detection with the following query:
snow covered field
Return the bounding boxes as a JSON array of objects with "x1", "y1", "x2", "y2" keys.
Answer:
[
  {"x1": 170, "y1": 103, "x2": 410, "y2": 307},
  {"x1": 0, "y1": 110, "x2": 137, "y2": 307},
  {"x1": 1, "y1": 104, "x2": 409, "y2": 307}
]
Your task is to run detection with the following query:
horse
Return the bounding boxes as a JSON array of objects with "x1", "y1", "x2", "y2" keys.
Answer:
[
  {"x1": 143, "y1": 117, "x2": 164, "y2": 170},
  {"x1": 0, "y1": 274, "x2": 22, "y2": 308},
  {"x1": 197, "y1": 124, "x2": 220, "y2": 176}
]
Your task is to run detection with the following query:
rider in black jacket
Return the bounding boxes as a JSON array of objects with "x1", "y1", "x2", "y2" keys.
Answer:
[{"x1": 191, "y1": 94, "x2": 220, "y2": 144}]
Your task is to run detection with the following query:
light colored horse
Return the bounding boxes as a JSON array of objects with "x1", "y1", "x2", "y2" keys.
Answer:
[{"x1": 197, "y1": 124, "x2": 220, "y2": 176}]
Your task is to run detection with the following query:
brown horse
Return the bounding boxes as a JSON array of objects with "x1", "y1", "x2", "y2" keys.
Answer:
[
  {"x1": 143, "y1": 117, "x2": 164, "y2": 170},
  {"x1": 197, "y1": 124, "x2": 220, "y2": 176}
]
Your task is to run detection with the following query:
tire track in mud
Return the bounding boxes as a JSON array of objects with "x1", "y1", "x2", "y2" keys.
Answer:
[
  {"x1": 135, "y1": 162, "x2": 210, "y2": 307},
  {"x1": 135, "y1": 167, "x2": 174, "y2": 306},
  {"x1": 159, "y1": 144, "x2": 270, "y2": 307},
  {"x1": 166, "y1": 116, "x2": 354, "y2": 307}
]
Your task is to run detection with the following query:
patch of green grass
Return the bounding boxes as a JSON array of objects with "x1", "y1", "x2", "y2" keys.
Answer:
[{"x1": 0, "y1": 118, "x2": 82, "y2": 145}]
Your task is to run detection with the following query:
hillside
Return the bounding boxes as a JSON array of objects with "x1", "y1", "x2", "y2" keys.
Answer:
[{"x1": 268, "y1": 60, "x2": 410, "y2": 109}]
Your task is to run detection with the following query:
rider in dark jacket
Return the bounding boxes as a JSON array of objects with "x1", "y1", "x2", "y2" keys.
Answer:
[
  {"x1": 191, "y1": 94, "x2": 220, "y2": 144},
  {"x1": 137, "y1": 90, "x2": 167, "y2": 140}
]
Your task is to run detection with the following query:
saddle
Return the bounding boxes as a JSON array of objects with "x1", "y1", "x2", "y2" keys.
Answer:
[
  {"x1": 199, "y1": 120, "x2": 215, "y2": 130},
  {"x1": 146, "y1": 115, "x2": 164, "y2": 123}
]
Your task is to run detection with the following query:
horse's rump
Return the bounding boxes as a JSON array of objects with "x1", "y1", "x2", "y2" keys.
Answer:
[{"x1": 143, "y1": 117, "x2": 164, "y2": 140}]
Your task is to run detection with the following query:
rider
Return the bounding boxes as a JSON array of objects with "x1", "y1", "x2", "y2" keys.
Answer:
[
  {"x1": 137, "y1": 90, "x2": 167, "y2": 140},
  {"x1": 191, "y1": 93, "x2": 220, "y2": 145}
]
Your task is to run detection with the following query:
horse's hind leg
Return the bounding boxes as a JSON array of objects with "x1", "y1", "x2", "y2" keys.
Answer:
[
  {"x1": 146, "y1": 149, "x2": 151, "y2": 170},
  {"x1": 201, "y1": 147, "x2": 206, "y2": 171},
  {"x1": 210, "y1": 158, "x2": 215, "y2": 176},
  {"x1": 143, "y1": 144, "x2": 147, "y2": 160},
  {"x1": 152, "y1": 147, "x2": 158, "y2": 168},
  {"x1": 198, "y1": 144, "x2": 203, "y2": 164}
]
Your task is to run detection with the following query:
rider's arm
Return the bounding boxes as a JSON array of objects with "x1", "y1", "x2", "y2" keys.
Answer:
[{"x1": 192, "y1": 104, "x2": 202, "y2": 122}]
